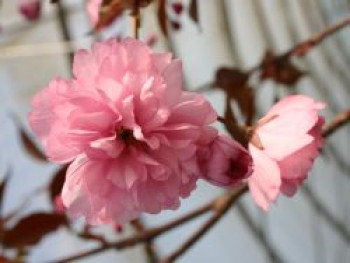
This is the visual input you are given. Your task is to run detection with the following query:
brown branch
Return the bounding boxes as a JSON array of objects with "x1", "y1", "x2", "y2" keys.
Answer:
[
  {"x1": 131, "y1": 219, "x2": 160, "y2": 263},
  {"x1": 50, "y1": 189, "x2": 224, "y2": 263},
  {"x1": 322, "y1": 109, "x2": 350, "y2": 137},
  {"x1": 161, "y1": 185, "x2": 248, "y2": 263},
  {"x1": 56, "y1": 1, "x2": 74, "y2": 65},
  {"x1": 131, "y1": 0, "x2": 140, "y2": 39},
  {"x1": 250, "y1": 16, "x2": 350, "y2": 72}
]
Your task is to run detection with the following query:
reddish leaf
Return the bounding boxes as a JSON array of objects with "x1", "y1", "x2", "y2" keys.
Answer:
[
  {"x1": 170, "y1": 20, "x2": 181, "y2": 31},
  {"x1": 215, "y1": 67, "x2": 255, "y2": 125},
  {"x1": 260, "y1": 50, "x2": 304, "y2": 86},
  {"x1": 0, "y1": 171, "x2": 10, "y2": 215},
  {"x1": 49, "y1": 166, "x2": 67, "y2": 204},
  {"x1": 189, "y1": 0, "x2": 199, "y2": 24},
  {"x1": 96, "y1": 0, "x2": 124, "y2": 30},
  {"x1": 224, "y1": 97, "x2": 249, "y2": 146},
  {"x1": 2, "y1": 213, "x2": 67, "y2": 248},
  {"x1": 157, "y1": 0, "x2": 168, "y2": 36},
  {"x1": 0, "y1": 255, "x2": 10, "y2": 263},
  {"x1": 19, "y1": 128, "x2": 47, "y2": 162},
  {"x1": 172, "y1": 2, "x2": 183, "y2": 15},
  {"x1": 96, "y1": 0, "x2": 153, "y2": 30}
]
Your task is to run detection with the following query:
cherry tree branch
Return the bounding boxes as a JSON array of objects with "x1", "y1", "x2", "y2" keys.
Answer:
[
  {"x1": 323, "y1": 109, "x2": 350, "y2": 137},
  {"x1": 51, "y1": 188, "x2": 230, "y2": 263},
  {"x1": 250, "y1": 16, "x2": 350, "y2": 72},
  {"x1": 51, "y1": 105, "x2": 350, "y2": 263},
  {"x1": 161, "y1": 185, "x2": 248, "y2": 263},
  {"x1": 131, "y1": 219, "x2": 160, "y2": 263}
]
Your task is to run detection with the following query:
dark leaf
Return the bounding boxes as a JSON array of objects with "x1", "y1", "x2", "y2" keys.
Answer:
[
  {"x1": 96, "y1": 0, "x2": 154, "y2": 30},
  {"x1": 0, "y1": 255, "x2": 10, "y2": 263},
  {"x1": 19, "y1": 128, "x2": 47, "y2": 162},
  {"x1": 223, "y1": 97, "x2": 249, "y2": 147},
  {"x1": 2, "y1": 213, "x2": 67, "y2": 248},
  {"x1": 96, "y1": 0, "x2": 124, "y2": 30},
  {"x1": 172, "y1": 2, "x2": 183, "y2": 15},
  {"x1": 215, "y1": 67, "x2": 255, "y2": 125},
  {"x1": 260, "y1": 50, "x2": 304, "y2": 86},
  {"x1": 0, "y1": 170, "x2": 10, "y2": 215},
  {"x1": 49, "y1": 166, "x2": 67, "y2": 204},
  {"x1": 170, "y1": 20, "x2": 181, "y2": 31},
  {"x1": 189, "y1": 0, "x2": 199, "y2": 24},
  {"x1": 157, "y1": 0, "x2": 168, "y2": 36}
]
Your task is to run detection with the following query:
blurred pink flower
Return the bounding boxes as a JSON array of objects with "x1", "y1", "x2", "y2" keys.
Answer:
[
  {"x1": 199, "y1": 134, "x2": 252, "y2": 187},
  {"x1": 18, "y1": 0, "x2": 41, "y2": 21},
  {"x1": 29, "y1": 38, "x2": 218, "y2": 225},
  {"x1": 248, "y1": 95, "x2": 325, "y2": 211},
  {"x1": 86, "y1": 0, "x2": 102, "y2": 25}
]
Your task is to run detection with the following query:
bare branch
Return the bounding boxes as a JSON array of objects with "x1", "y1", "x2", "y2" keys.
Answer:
[
  {"x1": 161, "y1": 185, "x2": 248, "y2": 263},
  {"x1": 323, "y1": 109, "x2": 350, "y2": 137}
]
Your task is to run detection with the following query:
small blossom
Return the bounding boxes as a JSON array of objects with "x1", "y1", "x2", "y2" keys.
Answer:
[
  {"x1": 29, "y1": 38, "x2": 218, "y2": 225},
  {"x1": 248, "y1": 95, "x2": 325, "y2": 211},
  {"x1": 199, "y1": 134, "x2": 252, "y2": 188},
  {"x1": 86, "y1": 0, "x2": 103, "y2": 26},
  {"x1": 18, "y1": 0, "x2": 41, "y2": 22},
  {"x1": 54, "y1": 195, "x2": 65, "y2": 213}
]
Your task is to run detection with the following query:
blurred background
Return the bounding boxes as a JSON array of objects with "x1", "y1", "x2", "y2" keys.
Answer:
[{"x1": 0, "y1": 0, "x2": 349, "y2": 262}]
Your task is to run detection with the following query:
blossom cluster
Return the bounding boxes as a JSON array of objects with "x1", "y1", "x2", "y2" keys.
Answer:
[{"x1": 29, "y1": 38, "x2": 324, "y2": 225}]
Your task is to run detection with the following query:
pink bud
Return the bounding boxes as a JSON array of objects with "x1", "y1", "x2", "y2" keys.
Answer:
[
  {"x1": 54, "y1": 195, "x2": 66, "y2": 213},
  {"x1": 18, "y1": 0, "x2": 42, "y2": 22},
  {"x1": 114, "y1": 224, "x2": 123, "y2": 233},
  {"x1": 172, "y1": 2, "x2": 183, "y2": 15},
  {"x1": 145, "y1": 33, "x2": 158, "y2": 47},
  {"x1": 200, "y1": 134, "x2": 253, "y2": 188}
]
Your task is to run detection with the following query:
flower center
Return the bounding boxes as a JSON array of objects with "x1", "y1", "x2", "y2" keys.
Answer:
[{"x1": 117, "y1": 127, "x2": 136, "y2": 144}]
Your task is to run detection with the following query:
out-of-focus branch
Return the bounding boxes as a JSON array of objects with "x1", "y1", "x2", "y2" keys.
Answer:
[
  {"x1": 51, "y1": 186, "x2": 240, "y2": 263},
  {"x1": 131, "y1": 219, "x2": 160, "y2": 263},
  {"x1": 322, "y1": 109, "x2": 350, "y2": 137},
  {"x1": 161, "y1": 185, "x2": 247, "y2": 263},
  {"x1": 56, "y1": 1, "x2": 74, "y2": 65},
  {"x1": 250, "y1": 16, "x2": 350, "y2": 73}
]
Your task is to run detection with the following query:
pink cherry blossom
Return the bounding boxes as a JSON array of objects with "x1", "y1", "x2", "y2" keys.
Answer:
[
  {"x1": 86, "y1": 0, "x2": 102, "y2": 25},
  {"x1": 29, "y1": 38, "x2": 218, "y2": 225},
  {"x1": 248, "y1": 95, "x2": 325, "y2": 211},
  {"x1": 199, "y1": 134, "x2": 253, "y2": 188},
  {"x1": 18, "y1": 0, "x2": 41, "y2": 21}
]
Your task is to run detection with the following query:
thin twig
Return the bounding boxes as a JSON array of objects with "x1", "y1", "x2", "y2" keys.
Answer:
[
  {"x1": 322, "y1": 109, "x2": 350, "y2": 137},
  {"x1": 132, "y1": 0, "x2": 140, "y2": 39},
  {"x1": 250, "y1": 16, "x2": 350, "y2": 72},
  {"x1": 161, "y1": 185, "x2": 248, "y2": 263},
  {"x1": 50, "y1": 190, "x2": 223, "y2": 263},
  {"x1": 56, "y1": 1, "x2": 74, "y2": 65},
  {"x1": 131, "y1": 219, "x2": 160, "y2": 263}
]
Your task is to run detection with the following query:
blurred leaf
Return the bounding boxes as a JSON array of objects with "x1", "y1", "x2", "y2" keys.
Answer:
[
  {"x1": 215, "y1": 67, "x2": 255, "y2": 125},
  {"x1": 171, "y1": 2, "x2": 183, "y2": 15},
  {"x1": 49, "y1": 166, "x2": 67, "y2": 204},
  {"x1": 170, "y1": 20, "x2": 181, "y2": 31},
  {"x1": 0, "y1": 255, "x2": 10, "y2": 263},
  {"x1": 0, "y1": 171, "x2": 10, "y2": 215},
  {"x1": 2, "y1": 213, "x2": 67, "y2": 248},
  {"x1": 224, "y1": 97, "x2": 249, "y2": 146},
  {"x1": 260, "y1": 50, "x2": 304, "y2": 86},
  {"x1": 157, "y1": 0, "x2": 168, "y2": 36},
  {"x1": 19, "y1": 128, "x2": 47, "y2": 162},
  {"x1": 189, "y1": 0, "x2": 199, "y2": 24},
  {"x1": 96, "y1": 0, "x2": 124, "y2": 30},
  {"x1": 96, "y1": 0, "x2": 153, "y2": 30}
]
